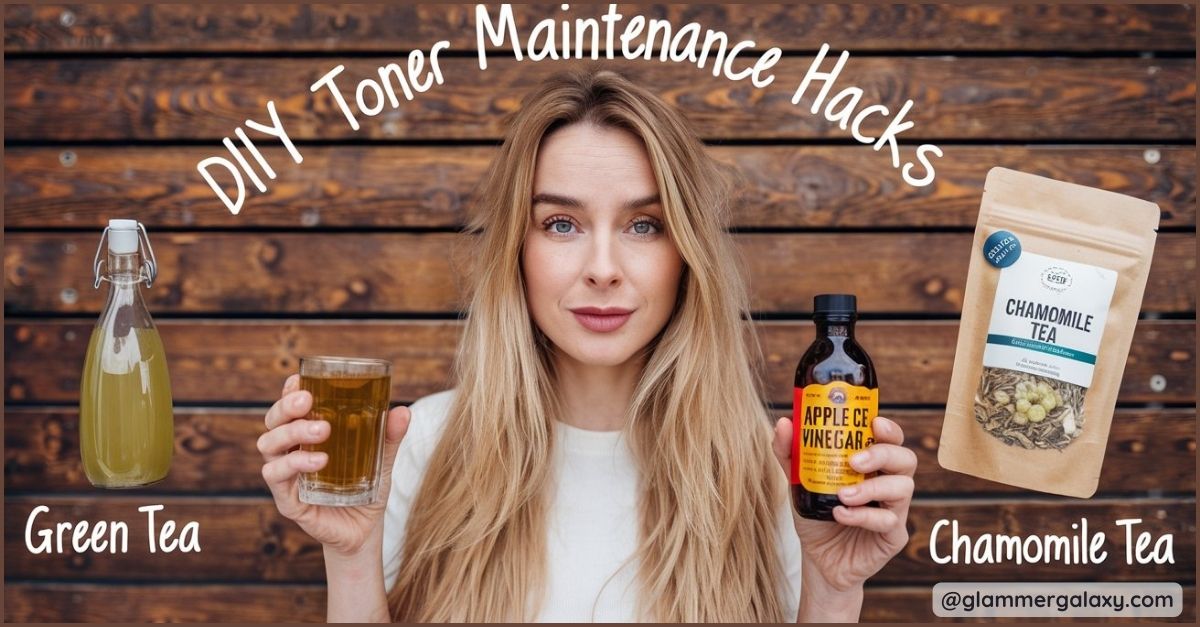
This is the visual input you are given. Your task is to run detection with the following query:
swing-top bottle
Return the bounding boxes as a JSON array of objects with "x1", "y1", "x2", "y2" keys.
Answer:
[{"x1": 80, "y1": 219, "x2": 174, "y2": 487}]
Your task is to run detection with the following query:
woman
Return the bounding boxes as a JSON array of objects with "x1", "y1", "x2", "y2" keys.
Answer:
[{"x1": 258, "y1": 68, "x2": 916, "y2": 622}]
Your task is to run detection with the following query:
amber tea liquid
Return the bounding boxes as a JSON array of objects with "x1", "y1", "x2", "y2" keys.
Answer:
[{"x1": 298, "y1": 357, "x2": 391, "y2": 507}]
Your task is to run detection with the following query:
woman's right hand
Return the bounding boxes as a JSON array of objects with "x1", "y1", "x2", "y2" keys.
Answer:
[{"x1": 258, "y1": 374, "x2": 411, "y2": 558}]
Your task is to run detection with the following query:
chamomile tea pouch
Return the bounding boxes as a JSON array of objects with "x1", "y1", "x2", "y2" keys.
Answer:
[{"x1": 938, "y1": 168, "x2": 1159, "y2": 498}]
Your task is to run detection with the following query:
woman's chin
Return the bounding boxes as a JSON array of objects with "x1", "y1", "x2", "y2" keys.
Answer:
[{"x1": 557, "y1": 338, "x2": 644, "y2": 369}]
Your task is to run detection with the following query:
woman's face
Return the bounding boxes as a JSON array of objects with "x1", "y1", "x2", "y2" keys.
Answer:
[{"x1": 522, "y1": 122, "x2": 684, "y2": 368}]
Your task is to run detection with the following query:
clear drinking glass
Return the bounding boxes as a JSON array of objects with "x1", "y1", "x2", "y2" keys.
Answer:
[{"x1": 297, "y1": 356, "x2": 392, "y2": 506}]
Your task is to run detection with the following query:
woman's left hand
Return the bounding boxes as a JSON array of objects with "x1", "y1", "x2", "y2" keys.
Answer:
[{"x1": 773, "y1": 415, "x2": 916, "y2": 596}]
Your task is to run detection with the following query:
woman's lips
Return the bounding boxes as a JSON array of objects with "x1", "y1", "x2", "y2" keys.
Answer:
[{"x1": 570, "y1": 307, "x2": 634, "y2": 333}]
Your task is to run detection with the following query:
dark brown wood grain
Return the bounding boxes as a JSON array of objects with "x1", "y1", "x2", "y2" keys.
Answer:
[
  {"x1": 4, "y1": 582, "x2": 1194, "y2": 622},
  {"x1": 6, "y1": 57, "x2": 1194, "y2": 141},
  {"x1": 4, "y1": 232, "x2": 1195, "y2": 314},
  {"x1": 5, "y1": 4, "x2": 1194, "y2": 53},
  {"x1": 6, "y1": 496, "x2": 1192, "y2": 583},
  {"x1": 6, "y1": 407, "x2": 1193, "y2": 495},
  {"x1": 5, "y1": 145, "x2": 1194, "y2": 229},
  {"x1": 5, "y1": 319, "x2": 1194, "y2": 406},
  {"x1": 3, "y1": 583, "x2": 327, "y2": 623}
]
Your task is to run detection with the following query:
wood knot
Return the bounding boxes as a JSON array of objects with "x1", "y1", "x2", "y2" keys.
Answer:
[
  {"x1": 1169, "y1": 350, "x2": 1191, "y2": 362},
  {"x1": 920, "y1": 435, "x2": 938, "y2": 451},
  {"x1": 10, "y1": 263, "x2": 28, "y2": 284},
  {"x1": 257, "y1": 241, "x2": 281, "y2": 266},
  {"x1": 324, "y1": 288, "x2": 350, "y2": 310},
  {"x1": 923, "y1": 278, "x2": 945, "y2": 296},
  {"x1": 14, "y1": 326, "x2": 32, "y2": 343},
  {"x1": 182, "y1": 434, "x2": 213, "y2": 453},
  {"x1": 8, "y1": 381, "x2": 26, "y2": 401},
  {"x1": 424, "y1": 188, "x2": 459, "y2": 212},
  {"x1": 44, "y1": 418, "x2": 64, "y2": 456},
  {"x1": 1129, "y1": 440, "x2": 1146, "y2": 454},
  {"x1": 348, "y1": 279, "x2": 370, "y2": 296}
]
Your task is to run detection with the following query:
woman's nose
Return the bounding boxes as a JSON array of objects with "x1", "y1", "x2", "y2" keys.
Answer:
[{"x1": 584, "y1": 232, "x2": 621, "y2": 288}]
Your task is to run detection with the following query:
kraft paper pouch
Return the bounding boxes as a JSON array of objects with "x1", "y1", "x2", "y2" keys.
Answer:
[{"x1": 938, "y1": 167, "x2": 1159, "y2": 498}]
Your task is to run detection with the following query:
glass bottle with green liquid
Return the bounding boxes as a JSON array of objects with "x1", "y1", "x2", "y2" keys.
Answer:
[{"x1": 80, "y1": 219, "x2": 173, "y2": 487}]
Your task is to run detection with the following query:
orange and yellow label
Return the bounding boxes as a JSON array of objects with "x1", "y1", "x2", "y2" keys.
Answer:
[{"x1": 792, "y1": 382, "x2": 878, "y2": 494}]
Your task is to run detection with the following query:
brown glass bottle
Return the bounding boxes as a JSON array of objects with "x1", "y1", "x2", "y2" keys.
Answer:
[{"x1": 792, "y1": 294, "x2": 879, "y2": 521}]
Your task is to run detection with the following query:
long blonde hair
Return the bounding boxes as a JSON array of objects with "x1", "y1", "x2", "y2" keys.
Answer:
[{"x1": 388, "y1": 67, "x2": 788, "y2": 622}]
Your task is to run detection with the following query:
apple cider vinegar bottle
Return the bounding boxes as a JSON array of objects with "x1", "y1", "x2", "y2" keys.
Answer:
[{"x1": 792, "y1": 294, "x2": 878, "y2": 520}]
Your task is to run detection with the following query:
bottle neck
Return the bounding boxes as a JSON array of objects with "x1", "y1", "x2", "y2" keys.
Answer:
[
  {"x1": 99, "y1": 251, "x2": 153, "y2": 334},
  {"x1": 815, "y1": 316, "x2": 856, "y2": 338},
  {"x1": 106, "y1": 252, "x2": 145, "y2": 285}
]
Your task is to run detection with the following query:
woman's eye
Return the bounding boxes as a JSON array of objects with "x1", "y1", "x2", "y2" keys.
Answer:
[
  {"x1": 629, "y1": 220, "x2": 661, "y2": 236},
  {"x1": 544, "y1": 218, "x2": 577, "y2": 235}
]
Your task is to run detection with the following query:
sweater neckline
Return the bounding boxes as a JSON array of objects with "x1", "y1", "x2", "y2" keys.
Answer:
[{"x1": 555, "y1": 419, "x2": 629, "y2": 456}]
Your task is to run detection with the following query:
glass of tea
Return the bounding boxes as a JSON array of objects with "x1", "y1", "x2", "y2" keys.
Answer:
[{"x1": 297, "y1": 356, "x2": 392, "y2": 506}]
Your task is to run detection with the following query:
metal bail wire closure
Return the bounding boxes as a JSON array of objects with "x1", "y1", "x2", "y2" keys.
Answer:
[
  {"x1": 138, "y1": 222, "x2": 159, "y2": 287},
  {"x1": 91, "y1": 226, "x2": 110, "y2": 289},
  {"x1": 91, "y1": 222, "x2": 160, "y2": 288}
]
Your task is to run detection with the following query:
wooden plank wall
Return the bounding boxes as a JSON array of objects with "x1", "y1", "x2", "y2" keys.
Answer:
[{"x1": 4, "y1": 4, "x2": 1196, "y2": 622}]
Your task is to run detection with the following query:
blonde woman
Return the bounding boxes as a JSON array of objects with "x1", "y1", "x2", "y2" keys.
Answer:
[{"x1": 258, "y1": 68, "x2": 916, "y2": 622}]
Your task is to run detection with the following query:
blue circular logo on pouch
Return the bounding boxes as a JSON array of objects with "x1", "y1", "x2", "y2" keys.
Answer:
[{"x1": 983, "y1": 230, "x2": 1021, "y2": 268}]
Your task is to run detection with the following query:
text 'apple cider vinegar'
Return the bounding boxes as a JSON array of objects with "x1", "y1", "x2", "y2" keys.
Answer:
[{"x1": 80, "y1": 220, "x2": 174, "y2": 488}]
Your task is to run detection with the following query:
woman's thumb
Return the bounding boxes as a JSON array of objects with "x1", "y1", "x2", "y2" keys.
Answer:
[
  {"x1": 379, "y1": 405, "x2": 411, "y2": 474},
  {"x1": 772, "y1": 417, "x2": 793, "y2": 476}
]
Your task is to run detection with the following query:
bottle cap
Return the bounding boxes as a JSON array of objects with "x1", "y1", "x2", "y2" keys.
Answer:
[
  {"x1": 108, "y1": 219, "x2": 139, "y2": 254},
  {"x1": 813, "y1": 293, "x2": 857, "y2": 315}
]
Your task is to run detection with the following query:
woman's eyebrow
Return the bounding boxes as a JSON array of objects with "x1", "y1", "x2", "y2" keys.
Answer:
[
  {"x1": 531, "y1": 192, "x2": 582, "y2": 208},
  {"x1": 529, "y1": 192, "x2": 661, "y2": 210},
  {"x1": 624, "y1": 193, "x2": 661, "y2": 210}
]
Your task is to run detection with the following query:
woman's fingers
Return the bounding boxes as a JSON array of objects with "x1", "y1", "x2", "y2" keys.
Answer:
[
  {"x1": 257, "y1": 419, "x2": 330, "y2": 461},
  {"x1": 262, "y1": 449, "x2": 326, "y2": 485},
  {"x1": 261, "y1": 449, "x2": 327, "y2": 517},
  {"x1": 281, "y1": 374, "x2": 300, "y2": 397},
  {"x1": 872, "y1": 415, "x2": 905, "y2": 446},
  {"x1": 848, "y1": 443, "x2": 917, "y2": 477},
  {"x1": 264, "y1": 390, "x2": 312, "y2": 430},
  {"x1": 837, "y1": 474, "x2": 915, "y2": 508},
  {"x1": 376, "y1": 406, "x2": 412, "y2": 488},
  {"x1": 772, "y1": 417, "x2": 792, "y2": 475},
  {"x1": 831, "y1": 504, "x2": 904, "y2": 535}
]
